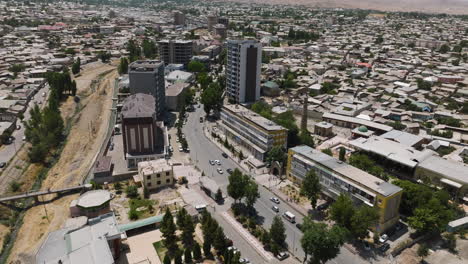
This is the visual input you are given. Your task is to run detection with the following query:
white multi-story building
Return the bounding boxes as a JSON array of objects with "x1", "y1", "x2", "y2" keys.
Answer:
[{"x1": 226, "y1": 40, "x2": 262, "y2": 104}]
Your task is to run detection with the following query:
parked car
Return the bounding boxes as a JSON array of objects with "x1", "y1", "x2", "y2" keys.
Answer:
[
  {"x1": 379, "y1": 234, "x2": 389, "y2": 243},
  {"x1": 179, "y1": 146, "x2": 183, "y2": 152},
  {"x1": 317, "y1": 202, "x2": 330, "y2": 211},
  {"x1": 276, "y1": 252, "x2": 290, "y2": 261},
  {"x1": 209, "y1": 160, "x2": 215, "y2": 165},
  {"x1": 270, "y1": 197, "x2": 280, "y2": 204},
  {"x1": 222, "y1": 152, "x2": 228, "y2": 158},
  {"x1": 109, "y1": 143, "x2": 114, "y2": 151},
  {"x1": 226, "y1": 168, "x2": 233, "y2": 174},
  {"x1": 239, "y1": 258, "x2": 250, "y2": 264},
  {"x1": 379, "y1": 243, "x2": 390, "y2": 253},
  {"x1": 227, "y1": 246, "x2": 239, "y2": 254},
  {"x1": 217, "y1": 168, "x2": 224, "y2": 174},
  {"x1": 0, "y1": 162, "x2": 5, "y2": 168},
  {"x1": 16, "y1": 125, "x2": 21, "y2": 130},
  {"x1": 295, "y1": 223, "x2": 303, "y2": 230},
  {"x1": 215, "y1": 160, "x2": 221, "y2": 165},
  {"x1": 271, "y1": 205, "x2": 279, "y2": 213},
  {"x1": 184, "y1": 147, "x2": 190, "y2": 152}
]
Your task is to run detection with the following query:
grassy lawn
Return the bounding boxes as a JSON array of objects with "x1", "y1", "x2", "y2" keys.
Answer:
[
  {"x1": 153, "y1": 241, "x2": 167, "y2": 260},
  {"x1": 129, "y1": 198, "x2": 156, "y2": 219}
]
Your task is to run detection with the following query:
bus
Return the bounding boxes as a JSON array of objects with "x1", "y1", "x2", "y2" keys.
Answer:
[{"x1": 282, "y1": 211, "x2": 296, "y2": 223}]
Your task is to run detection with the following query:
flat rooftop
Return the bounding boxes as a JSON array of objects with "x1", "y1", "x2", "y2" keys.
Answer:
[
  {"x1": 222, "y1": 104, "x2": 286, "y2": 132},
  {"x1": 417, "y1": 155, "x2": 468, "y2": 185},
  {"x1": 138, "y1": 159, "x2": 172, "y2": 176},
  {"x1": 76, "y1": 190, "x2": 111, "y2": 208},
  {"x1": 292, "y1": 145, "x2": 402, "y2": 197},
  {"x1": 349, "y1": 136, "x2": 435, "y2": 169},
  {"x1": 323, "y1": 112, "x2": 393, "y2": 132},
  {"x1": 121, "y1": 93, "x2": 155, "y2": 119},
  {"x1": 129, "y1": 60, "x2": 163, "y2": 70}
]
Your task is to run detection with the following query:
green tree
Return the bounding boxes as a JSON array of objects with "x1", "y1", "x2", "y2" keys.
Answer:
[
  {"x1": 163, "y1": 254, "x2": 171, "y2": 264},
  {"x1": 244, "y1": 179, "x2": 259, "y2": 208},
  {"x1": 213, "y1": 226, "x2": 227, "y2": 253},
  {"x1": 444, "y1": 233, "x2": 457, "y2": 252},
  {"x1": 118, "y1": 57, "x2": 129, "y2": 75},
  {"x1": 329, "y1": 194, "x2": 355, "y2": 230},
  {"x1": 99, "y1": 51, "x2": 111, "y2": 63},
  {"x1": 270, "y1": 216, "x2": 286, "y2": 254},
  {"x1": 300, "y1": 170, "x2": 321, "y2": 209},
  {"x1": 142, "y1": 38, "x2": 157, "y2": 59},
  {"x1": 127, "y1": 39, "x2": 141, "y2": 61},
  {"x1": 350, "y1": 206, "x2": 379, "y2": 240},
  {"x1": 193, "y1": 243, "x2": 202, "y2": 261},
  {"x1": 177, "y1": 207, "x2": 188, "y2": 230},
  {"x1": 203, "y1": 241, "x2": 212, "y2": 259},
  {"x1": 251, "y1": 101, "x2": 273, "y2": 119},
  {"x1": 274, "y1": 111, "x2": 300, "y2": 147},
  {"x1": 215, "y1": 188, "x2": 223, "y2": 201},
  {"x1": 174, "y1": 251, "x2": 183, "y2": 264},
  {"x1": 72, "y1": 57, "x2": 81, "y2": 74},
  {"x1": 181, "y1": 214, "x2": 195, "y2": 249},
  {"x1": 339, "y1": 147, "x2": 346, "y2": 161},
  {"x1": 301, "y1": 218, "x2": 347, "y2": 264},
  {"x1": 161, "y1": 208, "x2": 179, "y2": 258},
  {"x1": 188, "y1": 60, "x2": 206, "y2": 72},
  {"x1": 266, "y1": 146, "x2": 287, "y2": 165},
  {"x1": 201, "y1": 82, "x2": 223, "y2": 115},
  {"x1": 227, "y1": 169, "x2": 248, "y2": 203},
  {"x1": 321, "y1": 148, "x2": 333, "y2": 156},
  {"x1": 439, "y1": 44, "x2": 450, "y2": 53},
  {"x1": 125, "y1": 185, "x2": 139, "y2": 198},
  {"x1": 184, "y1": 247, "x2": 192, "y2": 263},
  {"x1": 299, "y1": 130, "x2": 315, "y2": 148},
  {"x1": 417, "y1": 243, "x2": 430, "y2": 262}
]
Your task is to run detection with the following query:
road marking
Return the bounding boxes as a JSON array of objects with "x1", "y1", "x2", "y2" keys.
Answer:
[{"x1": 221, "y1": 211, "x2": 274, "y2": 262}]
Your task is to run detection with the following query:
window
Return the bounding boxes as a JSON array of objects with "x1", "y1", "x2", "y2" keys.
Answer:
[
  {"x1": 166, "y1": 171, "x2": 170, "y2": 176},
  {"x1": 157, "y1": 181, "x2": 161, "y2": 185},
  {"x1": 166, "y1": 179, "x2": 171, "y2": 184},
  {"x1": 157, "y1": 173, "x2": 161, "y2": 178},
  {"x1": 148, "y1": 182, "x2": 152, "y2": 187},
  {"x1": 147, "y1": 175, "x2": 151, "y2": 180}
]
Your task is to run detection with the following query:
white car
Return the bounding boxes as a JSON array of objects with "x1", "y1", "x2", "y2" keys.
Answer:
[
  {"x1": 270, "y1": 197, "x2": 280, "y2": 204},
  {"x1": 217, "y1": 168, "x2": 224, "y2": 174},
  {"x1": 179, "y1": 146, "x2": 183, "y2": 152},
  {"x1": 215, "y1": 160, "x2": 221, "y2": 165},
  {"x1": 209, "y1": 160, "x2": 215, "y2": 165},
  {"x1": 239, "y1": 258, "x2": 250, "y2": 264},
  {"x1": 379, "y1": 234, "x2": 389, "y2": 243},
  {"x1": 227, "y1": 246, "x2": 239, "y2": 254}
]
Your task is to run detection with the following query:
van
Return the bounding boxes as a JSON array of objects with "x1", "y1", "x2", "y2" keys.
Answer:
[
  {"x1": 195, "y1": 204, "x2": 207, "y2": 212},
  {"x1": 282, "y1": 211, "x2": 296, "y2": 223}
]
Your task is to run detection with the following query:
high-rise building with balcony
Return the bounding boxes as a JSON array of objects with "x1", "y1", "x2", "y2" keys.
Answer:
[
  {"x1": 226, "y1": 40, "x2": 262, "y2": 104},
  {"x1": 207, "y1": 14, "x2": 218, "y2": 31},
  {"x1": 128, "y1": 60, "x2": 165, "y2": 118},
  {"x1": 158, "y1": 40, "x2": 193, "y2": 66},
  {"x1": 173, "y1": 11, "x2": 185, "y2": 25}
]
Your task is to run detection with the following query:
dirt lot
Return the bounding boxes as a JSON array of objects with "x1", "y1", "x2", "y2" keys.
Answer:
[{"x1": 7, "y1": 62, "x2": 117, "y2": 263}]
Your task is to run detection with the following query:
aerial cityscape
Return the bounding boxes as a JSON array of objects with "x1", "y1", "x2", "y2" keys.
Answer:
[{"x1": 0, "y1": 0, "x2": 467, "y2": 264}]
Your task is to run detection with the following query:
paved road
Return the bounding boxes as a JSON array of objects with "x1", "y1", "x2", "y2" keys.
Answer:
[
  {"x1": 183, "y1": 104, "x2": 373, "y2": 264},
  {"x1": 0, "y1": 84, "x2": 50, "y2": 164}
]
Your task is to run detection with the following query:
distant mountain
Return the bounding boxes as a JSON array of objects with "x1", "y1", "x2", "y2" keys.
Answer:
[{"x1": 219, "y1": 0, "x2": 468, "y2": 15}]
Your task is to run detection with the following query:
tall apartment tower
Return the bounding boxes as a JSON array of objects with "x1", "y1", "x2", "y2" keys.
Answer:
[
  {"x1": 158, "y1": 40, "x2": 193, "y2": 66},
  {"x1": 207, "y1": 14, "x2": 218, "y2": 31},
  {"x1": 128, "y1": 60, "x2": 165, "y2": 118},
  {"x1": 173, "y1": 11, "x2": 185, "y2": 26},
  {"x1": 226, "y1": 40, "x2": 262, "y2": 104},
  {"x1": 217, "y1": 17, "x2": 229, "y2": 28}
]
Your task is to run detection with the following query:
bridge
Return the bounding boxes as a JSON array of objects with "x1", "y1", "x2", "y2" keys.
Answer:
[{"x1": 0, "y1": 184, "x2": 92, "y2": 204}]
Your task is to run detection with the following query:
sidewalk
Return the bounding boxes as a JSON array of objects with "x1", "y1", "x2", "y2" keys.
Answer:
[{"x1": 221, "y1": 211, "x2": 274, "y2": 262}]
